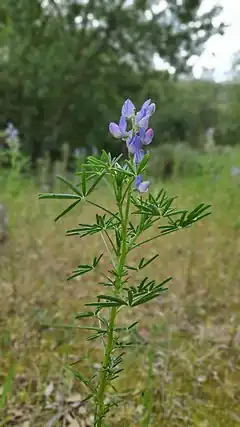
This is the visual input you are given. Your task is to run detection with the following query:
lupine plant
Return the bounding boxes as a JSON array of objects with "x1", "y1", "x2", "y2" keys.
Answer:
[
  {"x1": 39, "y1": 99, "x2": 211, "y2": 426},
  {"x1": 1, "y1": 122, "x2": 28, "y2": 194},
  {"x1": 4, "y1": 122, "x2": 21, "y2": 171}
]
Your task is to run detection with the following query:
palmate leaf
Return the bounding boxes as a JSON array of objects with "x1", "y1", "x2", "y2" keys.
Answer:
[
  {"x1": 97, "y1": 295, "x2": 128, "y2": 306},
  {"x1": 66, "y1": 366, "x2": 91, "y2": 390},
  {"x1": 56, "y1": 175, "x2": 82, "y2": 196},
  {"x1": 126, "y1": 254, "x2": 159, "y2": 272},
  {"x1": 55, "y1": 199, "x2": 81, "y2": 222},
  {"x1": 68, "y1": 254, "x2": 103, "y2": 280},
  {"x1": 66, "y1": 215, "x2": 118, "y2": 238},
  {"x1": 126, "y1": 277, "x2": 171, "y2": 307},
  {"x1": 39, "y1": 194, "x2": 82, "y2": 221},
  {"x1": 157, "y1": 203, "x2": 211, "y2": 233},
  {"x1": 138, "y1": 254, "x2": 159, "y2": 269},
  {"x1": 87, "y1": 171, "x2": 106, "y2": 195}
]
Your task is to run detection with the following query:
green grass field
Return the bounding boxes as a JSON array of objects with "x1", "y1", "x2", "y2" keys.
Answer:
[{"x1": 0, "y1": 150, "x2": 240, "y2": 426}]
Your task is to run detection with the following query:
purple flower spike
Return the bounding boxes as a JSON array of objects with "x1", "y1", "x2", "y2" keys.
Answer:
[
  {"x1": 135, "y1": 175, "x2": 150, "y2": 193},
  {"x1": 121, "y1": 99, "x2": 135, "y2": 118}
]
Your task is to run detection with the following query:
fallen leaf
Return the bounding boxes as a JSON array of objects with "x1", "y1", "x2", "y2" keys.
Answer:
[
  {"x1": 78, "y1": 406, "x2": 87, "y2": 415},
  {"x1": 44, "y1": 382, "x2": 54, "y2": 398},
  {"x1": 66, "y1": 414, "x2": 80, "y2": 427},
  {"x1": 66, "y1": 393, "x2": 82, "y2": 403}
]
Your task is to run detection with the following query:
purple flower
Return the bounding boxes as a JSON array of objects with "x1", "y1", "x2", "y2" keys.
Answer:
[
  {"x1": 135, "y1": 175, "x2": 150, "y2": 193},
  {"x1": 126, "y1": 134, "x2": 141, "y2": 154},
  {"x1": 136, "y1": 112, "x2": 149, "y2": 130},
  {"x1": 126, "y1": 134, "x2": 144, "y2": 164},
  {"x1": 135, "y1": 99, "x2": 156, "y2": 130},
  {"x1": 147, "y1": 103, "x2": 156, "y2": 116},
  {"x1": 231, "y1": 166, "x2": 240, "y2": 176},
  {"x1": 5, "y1": 122, "x2": 18, "y2": 140},
  {"x1": 134, "y1": 149, "x2": 145, "y2": 164},
  {"x1": 121, "y1": 99, "x2": 135, "y2": 118},
  {"x1": 109, "y1": 116, "x2": 128, "y2": 139},
  {"x1": 126, "y1": 128, "x2": 154, "y2": 164},
  {"x1": 109, "y1": 98, "x2": 156, "y2": 164},
  {"x1": 139, "y1": 128, "x2": 154, "y2": 145},
  {"x1": 140, "y1": 99, "x2": 156, "y2": 117}
]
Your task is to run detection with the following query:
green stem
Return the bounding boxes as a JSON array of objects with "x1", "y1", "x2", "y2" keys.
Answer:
[
  {"x1": 94, "y1": 187, "x2": 132, "y2": 426},
  {"x1": 95, "y1": 306, "x2": 117, "y2": 426}
]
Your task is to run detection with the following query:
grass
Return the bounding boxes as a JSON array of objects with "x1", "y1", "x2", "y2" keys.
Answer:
[{"x1": 0, "y1": 150, "x2": 240, "y2": 426}]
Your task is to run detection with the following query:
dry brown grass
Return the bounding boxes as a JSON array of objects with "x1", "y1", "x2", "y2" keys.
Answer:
[{"x1": 0, "y1": 170, "x2": 239, "y2": 426}]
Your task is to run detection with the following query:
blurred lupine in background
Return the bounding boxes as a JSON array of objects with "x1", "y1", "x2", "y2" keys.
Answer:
[
  {"x1": 1, "y1": 122, "x2": 29, "y2": 195},
  {"x1": 5, "y1": 122, "x2": 20, "y2": 151},
  {"x1": 39, "y1": 99, "x2": 211, "y2": 426},
  {"x1": 3, "y1": 122, "x2": 21, "y2": 171},
  {"x1": 231, "y1": 166, "x2": 240, "y2": 176}
]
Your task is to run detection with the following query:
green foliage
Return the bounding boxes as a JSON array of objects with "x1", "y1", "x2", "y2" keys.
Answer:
[
  {"x1": 149, "y1": 143, "x2": 203, "y2": 179},
  {"x1": 0, "y1": 363, "x2": 15, "y2": 410},
  {"x1": 0, "y1": 0, "x2": 225, "y2": 160},
  {"x1": 0, "y1": 147, "x2": 239, "y2": 426}
]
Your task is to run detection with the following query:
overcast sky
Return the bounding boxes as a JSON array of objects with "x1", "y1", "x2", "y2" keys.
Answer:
[
  {"x1": 193, "y1": 0, "x2": 240, "y2": 80},
  {"x1": 153, "y1": 0, "x2": 240, "y2": 81}
]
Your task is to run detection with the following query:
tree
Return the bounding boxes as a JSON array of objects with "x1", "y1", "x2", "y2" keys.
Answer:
[{"x1": 0, "y1": 0, "x2": 225, "y2": 163}]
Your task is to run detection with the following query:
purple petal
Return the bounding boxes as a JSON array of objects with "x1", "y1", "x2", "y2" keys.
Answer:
[
  {"x1": 137, "y1": 115, "x2": 149, "y2": 130},
  {"x1": 138, "y1": 180, "x2": 150, "y2": 193},
  {"x1": 139, "y1": 127, "x2": 145, "y2": 140},
  {"x1": 119, "y1": 116, "x2": 127, "y2": 133},
  {"x1": 135, "y1": 175, "x2": 150, "y2": 192},
  {"x1": 135, "y1": 110, "x2": 144, "y2": 125},
  {"x1": 146, "y1": 103, "x2": 156, "y2": 116},
  {"x1": 121, "y1": 99, "x2": 135, "y2": 118},
  {"x1": 127, "y1": 134, "x2": 142, "y2": 154},
  {"x1": 109, "y1": 122, "x2": 121, "y2": 138},
  {"x1": 140, "y1": 99, "x2": 151, "y2": 112},
  {"x1": 134, "y1": 149, "x2": 144, "y2": 164},
  {"x1": 135, "y1": 175, "x2": 142, "y2": 189},
  {"x1": 144, "y1": 128, "x2": 154, "y2": 145},
  {"x1": 126, "y1": 130, "x2": 133, "y2": 144}
]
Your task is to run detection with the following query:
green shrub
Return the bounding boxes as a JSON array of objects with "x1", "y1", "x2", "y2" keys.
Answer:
[{"x1": 149, "y1": 142, "x2": 203, "y2": 179}]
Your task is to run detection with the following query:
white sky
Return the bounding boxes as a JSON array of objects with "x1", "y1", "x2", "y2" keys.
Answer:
[
  {"x1": 193, "y1": 0, "x2": 240, "y2": 80},
  {"x1": 153, "y1": 0, "x2": 240, "y2": 81}
]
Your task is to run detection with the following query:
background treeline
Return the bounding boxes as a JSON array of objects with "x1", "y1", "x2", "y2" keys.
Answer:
[{"x1": 1, "y1": 0, "x2": 239, "y2": 168}]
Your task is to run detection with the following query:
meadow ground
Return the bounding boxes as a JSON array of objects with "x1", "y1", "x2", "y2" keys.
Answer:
[{"x1": 0, "y1": 151, "x2": 239, "y2": 426}]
